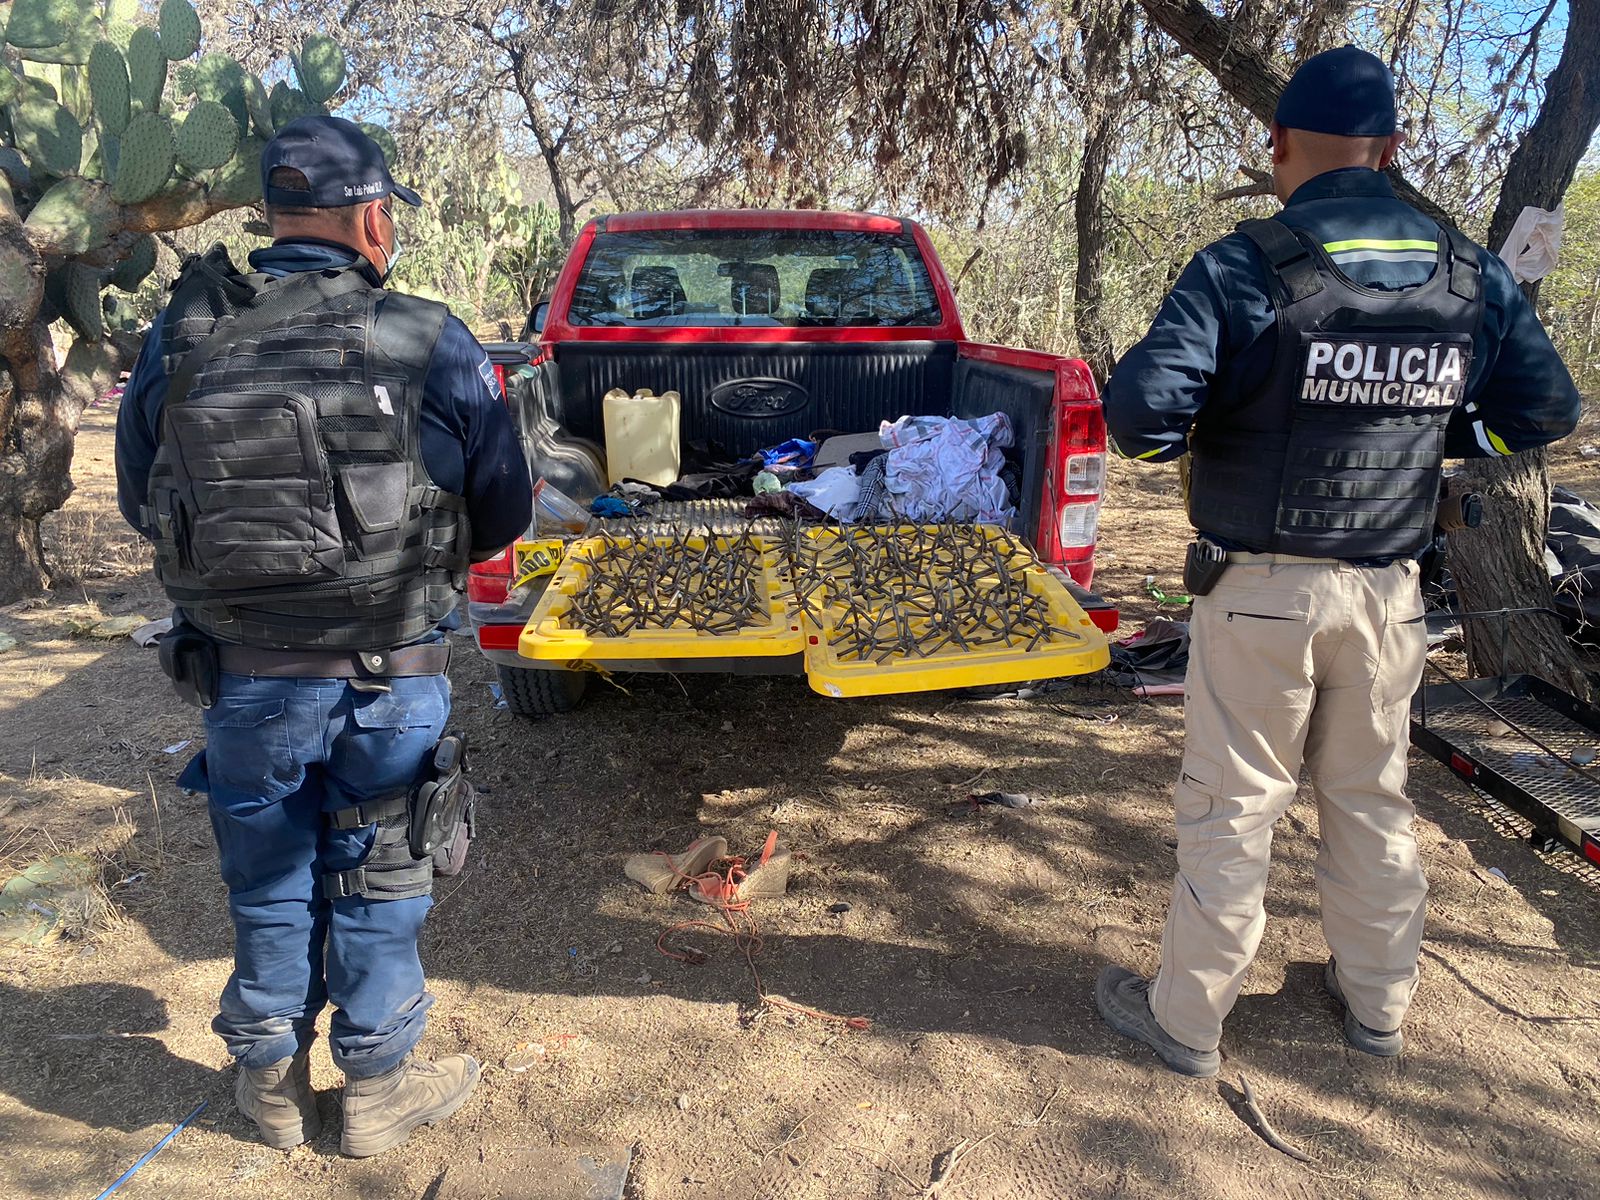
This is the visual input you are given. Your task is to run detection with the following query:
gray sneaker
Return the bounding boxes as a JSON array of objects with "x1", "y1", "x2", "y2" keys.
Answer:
[
  {"x1": 236, "y1": 1049, "x2": 322, "y2": 1148},
  {"x1": 1323, "y1": 959, "x2": 1403, "y2": 1057},
  {"x1": 340, "y1": 1053, "x2": 480, "y2": 1158},
  {"x1": 1095, "y1": 965, "x2": 1220, "y2": 1078}
]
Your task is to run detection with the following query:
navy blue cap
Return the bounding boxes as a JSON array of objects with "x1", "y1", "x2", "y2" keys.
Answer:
[
  {"x1": 1275, "y1": 45, "x2": 1398, "y2": 137},
  {"x1": 260, "y1": 115, "x2": 421, "y2": 209}
]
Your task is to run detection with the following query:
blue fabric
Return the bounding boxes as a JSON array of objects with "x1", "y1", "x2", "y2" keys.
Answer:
[
  {"x1": 1275, "y1": 46, "x2": 1397, "y2": 137},
  {"x1": 590, "y1": 495, "x2": 631, "y2": 517},
  {"x1": 1104, "y1": 168, "x2": 1581, "y2": 468},
  {"x1": 758, "y1": 438, "x2": 817, "y2": 470},
  {"x1": 180, "y1": 672, "x2": 451, "y2": 1078},
  {"x1": 115, "y1": 239, "x2": 532, "y2": 556}
]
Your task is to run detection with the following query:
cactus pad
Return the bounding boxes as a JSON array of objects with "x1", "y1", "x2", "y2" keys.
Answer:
[
  {"x1": 243, "y1": 74, "x2": 272, "y2": 138},
  {"x1": 0, "y1": 69, "x2": 20, "y2": 106},
  {"x1": 51, "y1": 261, "x2": 106, "y2": 341},
  {"x1": 269, "y1": 84, "x2": 321, "y2": 130},
  {"x1": 24, "y1": 176, "x2": 119, "y2": 254},
  {"x1": 359, "y1": 122, "x2": 399, "y2": 168},
  {"x1": 5, "y1": 0, "x2": 69, "y2": 51},
  {"x1": 175, "y1": 99, "x2": 237, "y2": 170},
  {"x1": 111, "y1": 110, "x2": 175, "y2": 202},
  {"x1": 110, "y1": 234, "x2": 157, "y2": 291},
  {"x1": 209, "y1": 133, "x2": 263, "y2": 204},
  {"x1": 127, "y1": 27, "x2": 165, "y2": 112},
  {"x1": 11, "y1": 81, "x2": 84, "y2": 175},
  {"x1": 191, "y1": 51, "x2": 243, "y2": 102},
  {"x1": 158, "y1": 0, "x2": 201, "y2": 60},
  {"x1": 88, "y1": 41, "x2": 131, "y2": 136},
  {"x1": 294, "y1": 35, "x2": 345, "y2": 105}
]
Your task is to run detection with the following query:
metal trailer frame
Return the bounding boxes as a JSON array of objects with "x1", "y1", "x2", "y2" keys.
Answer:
[{"x1": 1409, "y1": 607, "x2": 1600, "y2": 867}]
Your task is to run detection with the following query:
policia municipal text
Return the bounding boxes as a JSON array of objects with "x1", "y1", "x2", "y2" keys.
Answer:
[
  {"x1": 1096, "y1": 47, "x2": 1580, "y2": 1076},
  {"x1": 115, "y1": 118, "x2": 533, "y2": 1152}
]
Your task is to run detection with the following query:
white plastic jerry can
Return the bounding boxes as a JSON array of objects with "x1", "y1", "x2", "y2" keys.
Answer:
[{"x1": 602, "y1": 388, "x2": 682, "y2": 486}]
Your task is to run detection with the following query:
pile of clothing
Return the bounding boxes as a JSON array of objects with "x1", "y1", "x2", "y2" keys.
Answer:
[
  {"x1": 788, "y1": 413, "x2": 1019, "y2": 524},
  {"x1": 587, "y1": 412, "x2": 1023, "y2": 528}
]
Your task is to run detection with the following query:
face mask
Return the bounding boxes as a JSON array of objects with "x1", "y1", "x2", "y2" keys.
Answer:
[{"x1": 378, "y1": 205, "x2": 404, "y2": 281}]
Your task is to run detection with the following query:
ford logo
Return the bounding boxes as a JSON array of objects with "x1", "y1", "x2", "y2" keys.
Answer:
[{"x1": 709, "y1": 377, "x2": 810, "y2": 418}]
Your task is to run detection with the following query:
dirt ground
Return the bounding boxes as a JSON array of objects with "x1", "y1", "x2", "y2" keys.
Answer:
[{"x1": 2, "y1": 402, "x2": 1598, "y2": 1200}]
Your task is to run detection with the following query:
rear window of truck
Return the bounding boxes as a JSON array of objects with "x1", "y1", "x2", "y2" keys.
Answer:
[{"x1": 566, "y1": 229, "x2": 941, "y2": 328}]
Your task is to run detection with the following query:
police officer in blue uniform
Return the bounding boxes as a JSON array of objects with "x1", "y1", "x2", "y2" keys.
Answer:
[
  {"x1": 1095, "y1": 48, "x2": 1579, "y2": 1076},
  {"x1": 116, "y1": 117, "x2": 532, "y2": 1152}
]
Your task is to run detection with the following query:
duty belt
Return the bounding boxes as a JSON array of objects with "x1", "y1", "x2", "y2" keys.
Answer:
[
  {"x1": 1223, "y1": 551, "x2": 1342, "y2": 566},
  {"x1": 216, "y1": 643, "x2": 451, "y2": 679}
]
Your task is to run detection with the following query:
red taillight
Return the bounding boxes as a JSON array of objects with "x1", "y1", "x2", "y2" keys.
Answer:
[
  {"x1": 1038, "y1": 361, "x2": 1106, "y2": 587},
  {"x1": 491, "y1": 362, "x2": 509, "y2": 400},
  {"x1": 467, "y1": 548, "x2": 512, "y2": 604}
]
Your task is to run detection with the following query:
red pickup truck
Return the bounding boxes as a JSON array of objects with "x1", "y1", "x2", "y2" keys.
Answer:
[{"x1": 467, "y1": 209, "x2": 1114, "y2": 715}]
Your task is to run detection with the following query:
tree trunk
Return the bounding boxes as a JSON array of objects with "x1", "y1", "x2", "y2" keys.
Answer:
[
  {"x1": 0, "y1": 324, "x2": 137, "y2": 602},
  {"x1": 1073, "y1": 112, "x2": 1118, "y2": 384},
  {"x1": 503, "y1": 35, "x2": 581, "y2": 243},
  {"x1": 1449, "y1": 0, "x2": 1600, "y2": 690},
  {"x1": 1446, "y1": 452, "x2": 1589, "y2": 695}
]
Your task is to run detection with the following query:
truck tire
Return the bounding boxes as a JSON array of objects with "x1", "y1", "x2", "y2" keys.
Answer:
[{"x1": 497, "y1": 664, "x2": 589, "y2": 717}]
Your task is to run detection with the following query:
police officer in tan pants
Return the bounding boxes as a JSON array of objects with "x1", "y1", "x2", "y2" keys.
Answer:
[{"x1": 1096, "y1": 46, "x2": 1580, "y2": 1076}]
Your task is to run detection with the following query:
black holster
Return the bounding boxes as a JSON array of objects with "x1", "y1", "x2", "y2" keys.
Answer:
[
  {"x1": 157, "y1": 626, "x2": 220, "y2": 709},
  {"x1": 410, "y1": 732, "x2": 476, "y2": 877},
  {"x1": 322, "y1": 730, "x2": 477, "y2": 900},
  {"x1": 1183, "y1": 538, "x2": 1229, "y2": 597}
]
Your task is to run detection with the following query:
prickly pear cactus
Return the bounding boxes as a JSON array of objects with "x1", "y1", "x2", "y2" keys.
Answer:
[
  {"x1": 191, "y1": 52, "x2": 243, "y2": 103},
  {"x1": 175, "y1": 99, "x2": 238, "y2": 171},
  {"x1": 157, "y1": 0, "x2": 200, "y2": 61},
  {"x1": 3, "y1": 0, "x2": 391, "y2": 401},
  {"x1": 10, "y1": 80, "x2": 84, "y2": 176},
  {"x1": 360, "y1": 122, "x2": 398, "y2": 167},
  {"x1": 111, "y1": 110, "x2": 175, "y2": 202},
  {"x1": 50, "y1": 261, "x2": 106, "y2": 341},
  {"x1": 270, "y1": 84, "x2": 323, "y2": 130},
  {"x1": 294, "y1": 35, "x2": 346, "y2": 106},
  {"x1": 109, "y1": 235, "x2": 157, "y2": 292},
  {"x1": 243, "y1": 74, "x2": 272, "y2": 139},
  {"x1": 23, "y1": 176, "x2": 118, "y2": 253},
  {"x1": 126, "y1": 27, "x2": 166, "y2": 112},
  {"x1": 6, "y1": 0, "x2": 99, "y2": 64},
  {"x1": 5, "y1": 0, "x2": 73, "y2": 50},
  {"x1": 87, "y1": 41, "x2": 131, "y2": 136}
]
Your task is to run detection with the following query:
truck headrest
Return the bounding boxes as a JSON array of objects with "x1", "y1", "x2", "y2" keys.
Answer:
[
  {"x1": 729, "y1": 263, "x2": 779, "y2": 315},
  {"x1": 630, "y1": 266, "x2": 688, "y2": 320}
]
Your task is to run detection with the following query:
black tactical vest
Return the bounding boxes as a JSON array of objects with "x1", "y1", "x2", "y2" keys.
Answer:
[
  {"x1": 1187, "y1": 218, "x2": 1485, "y2": 559},
  {"x1": 145, "y1": 245, "x2": 471, "y2": 649}
]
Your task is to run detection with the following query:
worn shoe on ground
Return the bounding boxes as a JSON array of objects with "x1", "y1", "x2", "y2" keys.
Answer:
[
  {"x1": 340, "y1": 1053, "x2": 480, "y2": 1158},
  {"x1": 624, "y1": 836, "x2": 729, "y2": 894},
  {"x1": 1324, "y1": 958, "x2": 1403, "y2": 1057},
  {"x1": 689, "y1": 832, "x2": 790, "y2": 905},
  {"x1": 1095, "y1": 965, "x2": 1221, "y2": 1078},
  {"x1": 236, "y1": 1048, "x2": 321, "y2": 1149}
]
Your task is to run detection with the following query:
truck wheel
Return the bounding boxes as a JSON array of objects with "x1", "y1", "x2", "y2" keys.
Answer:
[{"x1": 496, "y1": 664, "x2": 589, "y2": 717}]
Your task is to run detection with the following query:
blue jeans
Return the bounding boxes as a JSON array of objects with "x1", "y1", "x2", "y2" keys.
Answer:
[{"x1": 179, "y1": 672, "x2": 451, "y2": 1079}]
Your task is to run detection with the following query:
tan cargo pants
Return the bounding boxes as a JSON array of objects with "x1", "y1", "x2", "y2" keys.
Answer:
[{"x1": 1149, "y1": 554, "x2": 1430, "y2": 1053}]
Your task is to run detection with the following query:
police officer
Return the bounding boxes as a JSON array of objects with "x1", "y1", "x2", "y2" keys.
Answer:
[
  {"x1": 115, "y1": 118, "x2": 533, "y2": 1151},
  {"x1": 1096, "y1": 47, "x2": 1579, "y2": 1077}
]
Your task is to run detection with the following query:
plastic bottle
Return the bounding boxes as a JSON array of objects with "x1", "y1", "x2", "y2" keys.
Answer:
[
  {"x1": 602, "y1": 388, "x2": 681, "y2": 486},
  {"x1": 531, "y1": 478, "x2": 589, "y2": 534}
]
